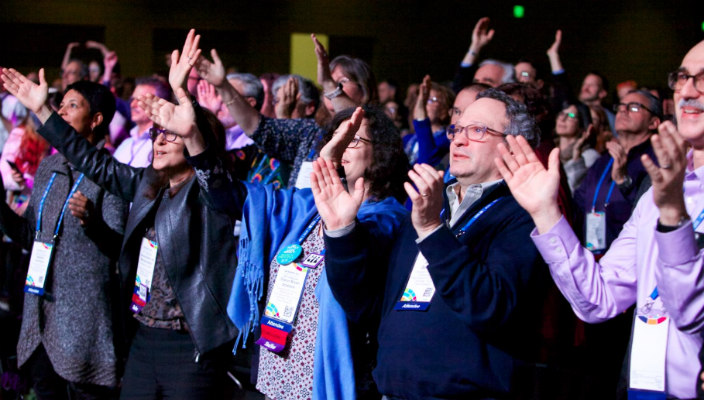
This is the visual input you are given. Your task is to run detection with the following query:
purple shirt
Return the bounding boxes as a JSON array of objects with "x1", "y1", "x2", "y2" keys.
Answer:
[
  {"x1": 531, "y1": 151, "x2": 703, "y2": 399},
  {"x1": 113, "y1": 126, "x2": 152, "y2": 167}
]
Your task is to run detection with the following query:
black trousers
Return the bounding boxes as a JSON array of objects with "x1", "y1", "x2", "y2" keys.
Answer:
[
  {"x1": 26, "y1": 344, "x2": 117, "y2": 400},
  {"x1": 119, "y1": 324, "x2": 231, "y2": 400}
]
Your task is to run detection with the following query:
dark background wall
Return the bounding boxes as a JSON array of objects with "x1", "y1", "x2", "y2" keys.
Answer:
[{"x1": 1, "y1": 0, "x2": 702, "y2": 97}]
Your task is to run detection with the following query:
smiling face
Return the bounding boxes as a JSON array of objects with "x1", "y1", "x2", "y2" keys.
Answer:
[
  {"x1": 323, "y1": 66, "x2": 365, "y2": 113},
  {"x1": 339, "y1": 118, "x2": 374, "y2": 185},
  {"x1": 555, "y1": 105, "x2": 581, "y2": 137},
  {"x1": 130, "y1": 84, "x2": 158, "y2": 128},
  {"x1": 58, "y1": 89, "x2": 99, "y2": 142},
  {"x1": 151, "y1": 129, "x2": 188, "y2": 173},
  {"x1": 449, "y1": 97, "x2": 508, "y2": 186},
  {"x1": 674, "y1": 41, "x2": 704, "y2": 148}
]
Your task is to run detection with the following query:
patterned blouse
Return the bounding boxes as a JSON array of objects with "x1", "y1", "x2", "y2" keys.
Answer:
[
  {"x1": 256, "y1": 221, "x2": 325, "y2": 400},
  {"x1": 250, "y1": 117, "x2": 325, "y2": 189}
]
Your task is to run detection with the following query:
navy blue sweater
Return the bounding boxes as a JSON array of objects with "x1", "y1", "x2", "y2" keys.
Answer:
[{"x1": 325, "y1": 183, "x2": 547, "y2": 399}]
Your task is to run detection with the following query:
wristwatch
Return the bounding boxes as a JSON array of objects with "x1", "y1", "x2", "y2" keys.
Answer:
[{"x1": 324, "y1": 83, "x2": 344, "y2": 100}]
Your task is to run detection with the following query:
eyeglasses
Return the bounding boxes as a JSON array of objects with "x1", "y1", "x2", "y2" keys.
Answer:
[
  {"x1": 557, "y1": 111, "x2": 577, "y2": 120},
  {"x1": 427, "y1": 96, "x2": 440, "y2": 105},
  {"x1": 446, "y1": 123, "x2": 505, "y2": 142},
  {"x1": 613, "y1": 102, "x2": 653, "y2": 114},
  {"x1": 149, "y1": 127, "x2": 178, "y2": 142},
  {"x1": 348, "y1": 135, "x2": 373, "y2": 148},
  {"x1": 667, "y1": 70, "x2": 704, "y2": 93}
]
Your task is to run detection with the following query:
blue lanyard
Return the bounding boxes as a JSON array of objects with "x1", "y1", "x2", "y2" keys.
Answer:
[
  {"x1": 591, "y1": 158, "x2": 617, "y2": 211},
  {"x1": 454, "y1": 197, "x2": 505, "y2": 237},
  {"x1": 296, "y1": 213, "x2": 322, "y2": 244},
  {"x1": 36, "y1": 172, "x2": 85, "y2": 238},
  {"x1": 693, "y1": 207, "x2": 704, "y2": 230}
]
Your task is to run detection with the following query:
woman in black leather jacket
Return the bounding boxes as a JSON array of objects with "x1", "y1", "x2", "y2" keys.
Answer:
[{"x1": 1, "y1": 31, "x2": 238, "y2": 399}]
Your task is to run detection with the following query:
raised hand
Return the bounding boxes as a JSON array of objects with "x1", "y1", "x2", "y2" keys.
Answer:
[
  {"x1": 311, "y1": 158, "x2": 365, "y2": 231},
  {"x1": 138, "y1": 88, "x2": 196, "y2": 138},
  {"x1": 319, "y1": 107, "x2": 365, "y2": 166},
  {"x1": 404, "y1": 164, "x2": 444, "y2": 239},
  {"x1": 641, "y1": 121, "x2": 690, "y2": 225},
  {"x1": 606, "y1": 139, "x2": 628, "y2": 184},
  {"x1": 413, "y1": 75, "x2": 431, "y2": 121},
  {"x1": 470, "y1": 17, "x2": 494, "y2": 53},
  {"x1": 169, "y1": 29, "x2": 202, "y2": 92},
  {"x1": 85, "y1": 40, "x2": 109, "y2": 55},
  {"x1": 495, "y1": 135, "x2": 563, "y2": 233},
  {"x1": 1, "y1": 68, "x2": 50, "y2": 119},
  {"x1": 546, "y1": 30, "x2": 564, "y2": 72},
  {"x1": 311, "y1": 33, "x2": 334, "y2": 90},
  {"x1": 195, "y1": 48, "x2": 226, "y2": 88},
  {"x1": 196, "y1": 79, "x2": 222, "y2": 113},
  {"x1": 275, "y1": 76, "x2": 299, "y2": 119},
  {"x1": 68, "y1": 191, "x2": 94, "y2": 226},
  {"x1": 571, "y1": 124, "x2": 593, "y2": 161}
]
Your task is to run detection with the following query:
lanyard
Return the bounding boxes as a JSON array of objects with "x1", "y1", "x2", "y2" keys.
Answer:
[
  {"x1": 297, "y1": 213, "x2": 322, "y2": 244},
  {"x1": 591, "y1": 158, "x2": 617, "y2": 211},
  {"x1": 36, "y1": 172, "x2": 85, "y2": 238},
  {"x1": 454, "y1": 197, "x2": 505, "y2": 237},
  {"x1": 693, "y1": 206, "x2": 704, "y2": 230}
]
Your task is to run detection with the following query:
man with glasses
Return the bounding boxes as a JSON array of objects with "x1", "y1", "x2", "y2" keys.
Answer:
[
  {"x1": 573, "y1": 89, "x2": 662, "y2": 252},
  {"x1": 323, "y1": 88, "x2": 547, "y2": 398},
  {"x1": 495, "y1": 40, "x2": 704, "y2": 399},
  {"x1": 113, "y1": 77, "x2": 171, "y2": 167}
]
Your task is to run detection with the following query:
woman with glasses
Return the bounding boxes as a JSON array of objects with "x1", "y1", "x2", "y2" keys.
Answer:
[
  {"x1": 171, "y1": 92, "x2": 407, "y2": 398},
  {"x1": 554, "y1": 101, "x2": 600, "y2": 192},
  {"x1": 2, "y1": 30, "x2": 238, "y2": 399},
  {"x1": 216, "y1": 105, "x2": 408, "y2": 400},
  {"x1": 0, "y1": 79, "x2": 127, "y2": 399}
]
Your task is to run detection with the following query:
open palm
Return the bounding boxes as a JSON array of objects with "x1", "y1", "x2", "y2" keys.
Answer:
[
  {"x1": 138, "y1": 89, "x2": 196, "y2": 138},
  {"x1": 311, "y1": 158, "x2": 364, "y2": 231},
  {"x1": 1, "y1": 68, "x2": 48, "y2": 113}
]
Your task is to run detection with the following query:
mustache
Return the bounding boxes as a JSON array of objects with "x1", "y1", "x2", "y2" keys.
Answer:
[{"x1": 679, "y1": 98, "x2": 704, "y2": 111}]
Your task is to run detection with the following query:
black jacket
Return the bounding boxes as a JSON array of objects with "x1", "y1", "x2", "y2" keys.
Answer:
[{"x1": 38, "y1": 112, "x2": 238, "y2": 356}]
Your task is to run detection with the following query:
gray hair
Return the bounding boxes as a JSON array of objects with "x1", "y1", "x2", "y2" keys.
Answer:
[
  {"x1": 479, "y1": 59, "x2": 515, "y2": 85},
  {"x1": 477, "y1": 88, "x2": 540, "y2": 147},
  {"x1": 271, "y1": 74, "x2": 320, "y2": 116},
  {"x1": 626, "y1": 89, "x2": 663, "y2": 119},
  {"x1": 135, "y1": 76, "x2": 172, "y2": 101},
  {"x1": 227, "y1": 73, "x2": 264, "y2": 111}
]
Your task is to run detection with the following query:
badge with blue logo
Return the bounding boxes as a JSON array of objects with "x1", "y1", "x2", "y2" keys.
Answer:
[{"x1": 276, "y1": 244, "x2": 303, "y2": 265}]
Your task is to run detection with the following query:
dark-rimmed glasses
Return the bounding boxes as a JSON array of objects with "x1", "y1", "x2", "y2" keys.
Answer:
[
  {"x1": 446, "y1": 123, "x2": 505, "y2": 142},
  {"x1": 667, "y1": 69, "x2": 704, "y2": 93},
  {"x1": 613, "y1": 102, "x2": 653, "y2": 114},
  {"x1": 149, "y1": 127, "x2": 178, "y2": 142}
]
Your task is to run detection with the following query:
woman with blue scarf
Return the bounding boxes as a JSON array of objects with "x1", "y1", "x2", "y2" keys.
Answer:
[{"x1": 181, "y1": 95, "x2": 408, "y2": 397}]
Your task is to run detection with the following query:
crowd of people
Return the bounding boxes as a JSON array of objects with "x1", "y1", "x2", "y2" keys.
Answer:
[{"x1": 0, "y1": 15, "x2": 703, "y2": 400}]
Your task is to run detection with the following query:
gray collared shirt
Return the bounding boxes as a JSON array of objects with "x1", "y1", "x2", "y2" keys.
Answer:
[{"x1": 445, "y1": 179, "x2": 503, "y2": 228}]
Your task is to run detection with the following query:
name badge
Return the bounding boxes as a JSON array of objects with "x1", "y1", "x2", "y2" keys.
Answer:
[
  {"x1": 25, "y1": 241, "x2": 54, "y2": 296},
  {"x1": 585, "y1": 211, "x2": 607, "y2": 252},
  {"x1": 130, "y1": 237, "x2": 158, "y2": 313},
  {"x1": 629, "y1": 298, "x2": 669, "y2": 393},
  {"x1": 256, "y1": 262, "x2": 309, "y2": 353},
  {"x1": 294, "y1": 161, "x2": 314, "y2": 189},
  {"x1": 394, "y1": 252, "x2": 435, "y2": 311}
]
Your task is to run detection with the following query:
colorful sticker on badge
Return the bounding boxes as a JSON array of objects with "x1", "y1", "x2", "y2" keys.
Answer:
[
  {"x1": 301, "y1": 253, "x2": 324, "y2": 269},
  {"x1": 276, "y1": 244, "x2": 303, "y2": 265}
]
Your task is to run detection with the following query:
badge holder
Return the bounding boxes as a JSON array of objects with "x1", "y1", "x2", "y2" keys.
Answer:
[
  {"x1": 130, "y1": 237, "x2": 159, "y2": 313},
  {"x1": 394, "y1": 253, "x2": 434, "y2": 311},
  {"x1": 24, "y1": 173, "x2": 84, "y2": 297},
  {"x1": 627, "y1": 288, "x2": 668, "y2": 399}
]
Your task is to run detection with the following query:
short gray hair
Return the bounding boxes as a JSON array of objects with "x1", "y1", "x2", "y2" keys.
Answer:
[
  {"x1": 477, "y1": 88, "x2": 540, "y2": 147},
  {"x1": 271, "y1": 74, "x2": 320, "y2": 116},
  {"x1": 478, "y1": 59, "x2": 515, "y2": 85},
  {"x1": 227, "y1": 73, "x2": 264, "y2": 111}
]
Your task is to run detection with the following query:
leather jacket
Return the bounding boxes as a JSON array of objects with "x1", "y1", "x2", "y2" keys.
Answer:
[{"x1": 38, "y1": 113, "x2": 238, "y2": 356}]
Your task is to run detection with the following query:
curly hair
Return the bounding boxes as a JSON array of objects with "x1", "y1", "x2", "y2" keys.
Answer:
[
  {"x1": 476, "y1": 88, "x2": 541, "y2": 148},
  {"x1": 321, "y1": 106, "x2": 409, "y2": 202}
]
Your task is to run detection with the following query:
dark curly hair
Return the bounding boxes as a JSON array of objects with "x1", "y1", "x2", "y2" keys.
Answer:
[{"x1": 321, "y1": 106, "x2": 409, "y2": 202}]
